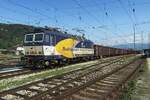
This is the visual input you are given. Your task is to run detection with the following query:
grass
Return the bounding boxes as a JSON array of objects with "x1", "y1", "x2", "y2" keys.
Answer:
[
  {"x1": 121, "y1": 57, "x2": 147, "y2": 100},
  {"x1": 0, "y1": 60, "x2": 98, "y2": 91},
  {"x1": 122, "y1": 80, "x2": 136, "y2": 100}
]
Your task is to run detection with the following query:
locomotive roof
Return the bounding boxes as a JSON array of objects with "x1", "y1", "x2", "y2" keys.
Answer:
[{"x1": 26, "y1": 28, "x2": 93, "y2": 42}]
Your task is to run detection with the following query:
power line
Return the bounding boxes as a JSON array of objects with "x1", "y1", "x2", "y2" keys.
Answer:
[
  {"x1": 72, "y1": 0, "x2": 120, "y2": 38},
  {"x1": 0, "y1": 3, "x2": 44, "y2": 25},
  {"x1": 38, "y1": 0, "x2": 72, "y2": 28},
  {"x1": 7, "y1": 0, "x2": 54, "y2": 21},
  {"x1": 39, "y1": 0, "x2": 110, "y2": 37},
  {"x1": 117, "y1": 0, "x2": 137, "y2": 49},
  {"x1": 0, "y1": 15, "x2": 28, "y2": 24},
  {"x1": 39, "y1": 0, "x2": 117, "y2": 11},
  {"x1": 117, "y1": 0, "x2": 135, "y2": 24},
  {"x1": 6, "y1": 0, "x2": 76, "y2": 29},
  {"x1": 90, "y1": 1, "x2": 129, "y2": 45},
  {"x1": 72, "y1": 0, "x2": 102, "y2": 24}
]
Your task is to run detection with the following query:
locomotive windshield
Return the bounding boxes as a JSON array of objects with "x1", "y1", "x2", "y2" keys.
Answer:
[
  {"x1": 35, "y1": 34, "x2": 43, "y2": 41},
  {"x1": 24, "y1": 33, "x2": 44, "y2": 43},
  {"x1": 25, "y1": 34, "x2": 33, "y2": 42}
]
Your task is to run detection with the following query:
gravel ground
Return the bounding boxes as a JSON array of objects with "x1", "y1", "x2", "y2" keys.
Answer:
[
  {"x1": 0, "y1": 54, "x2": 20, "y2": 67},
  {"x1": 0, "y1": 60, "x2": 98, "y2": 92},
  {"x1": 132, "y1": 58, "x2": 150, "y2": 100}
]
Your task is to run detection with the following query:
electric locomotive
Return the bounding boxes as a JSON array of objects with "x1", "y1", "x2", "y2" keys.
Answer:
[{"x1": 23, "y1": 28, "x2": 94, "y2": 68}]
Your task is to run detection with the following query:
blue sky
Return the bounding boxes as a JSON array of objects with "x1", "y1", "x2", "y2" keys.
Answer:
[{"x1": 0, "y1": 0, "x2": 150, "y2": 47}]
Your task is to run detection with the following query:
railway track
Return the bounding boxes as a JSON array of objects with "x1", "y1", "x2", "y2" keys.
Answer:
[
  {"x1": 0, "y1": 55, "x2": 138, "y2": 100},
  {"x1": 0, "y1": 57, "x2": 20, "y2": 67},
  {"x1": 62, "y1": 58, "x2": 143, "y2": 100},
  {"x1": 0, "y1": 69, "x2": 34, "y2": 80},
  {"x1": 0, "y1": 55, "x2": 124, "y2": 80}
]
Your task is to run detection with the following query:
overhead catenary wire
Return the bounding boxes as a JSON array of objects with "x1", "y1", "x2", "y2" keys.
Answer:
[
  {"x1": 72, "y1": 0, "x2": 118, "y2": 40},
  {"x1": 2, "y1": 0, "x2": 122, "y2": 38},
  {"x1": 87, "y1": 0, "x2": 129, "y2": 46},
  {"x1": 72, "y1": 0, "x2": 103, "y2": 25},
  {"x1": 0, "y1": 3, "x2": 44, "y2": 26},
  {"x1": 117, "y1": 0, "x2": 135, "y2": 25},
  {"x1": 102, "y1": 3, "x2": 129, "y2": 45},
  {"x1": 6, "y1": 0, "x2": 56, "y2": 24},
  {"x1": 117, "y1": 0, "x2": 137, "y2": 49},
  {"x1": 127, "y1": 0, "x2": 143, "y2": 38},
  {"x1": 0, "y1": 15, "x2": 30, "y2": 24},
  {"x1": 39, "y1": 0, "x2": 79, "y2": 28},
  {"x1": 39, "y1": 0, "x2": 111, "y2": 37}
]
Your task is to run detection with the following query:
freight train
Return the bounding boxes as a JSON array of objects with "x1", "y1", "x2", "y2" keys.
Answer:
[{"x1": 23, "y1": 28, "x2": 138, "y2": 68}]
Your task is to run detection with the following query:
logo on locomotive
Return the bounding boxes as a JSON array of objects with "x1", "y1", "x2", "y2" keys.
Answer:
[{"x1": 55, "y1": 38, "x2": 79, "y2": 58}]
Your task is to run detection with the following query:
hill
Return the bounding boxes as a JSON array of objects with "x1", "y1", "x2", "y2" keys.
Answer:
[
  {"x1": 113, "y1": 43, "x2": 149, "y2": 50},
  {"x1": 0, "y1": 23, "x2": 34, "y2": 49},
  {"x1": 0, "y1": 23, "x2": 84, "y2": 49}
]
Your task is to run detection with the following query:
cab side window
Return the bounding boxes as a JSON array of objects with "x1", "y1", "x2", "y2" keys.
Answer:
[
  {"x1": 81, "y1": 42, "x2": 85, "y2": 48},
  {"x1": 50, "y1": 35, "x2": 56, "y2": 45},
  {"x1": 45, "y1": 35, "x2": 49, "y2": 42}
]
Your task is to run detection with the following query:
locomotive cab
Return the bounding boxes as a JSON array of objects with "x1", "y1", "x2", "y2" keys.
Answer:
[
  {"x1": 24, "y1": 33, "x2": 56, "y2": 56},
  {"x1": 24, "y1": 32, "x2": 58, "y2": 68}
]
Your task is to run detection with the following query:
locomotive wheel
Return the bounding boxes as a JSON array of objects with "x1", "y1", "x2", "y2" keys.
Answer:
[
  {"x1": 36, "y1": 61, "x2": 45, "y2": 69},
  {"x1": 45, "y1": 61, "x2": 50, "y2": 66},
  {"x1": 37, "y1": 64, "x2": 45, "y2": 69},
  {"x1": 56, "y1": 60, "x2": 63, "y2": 67}
]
